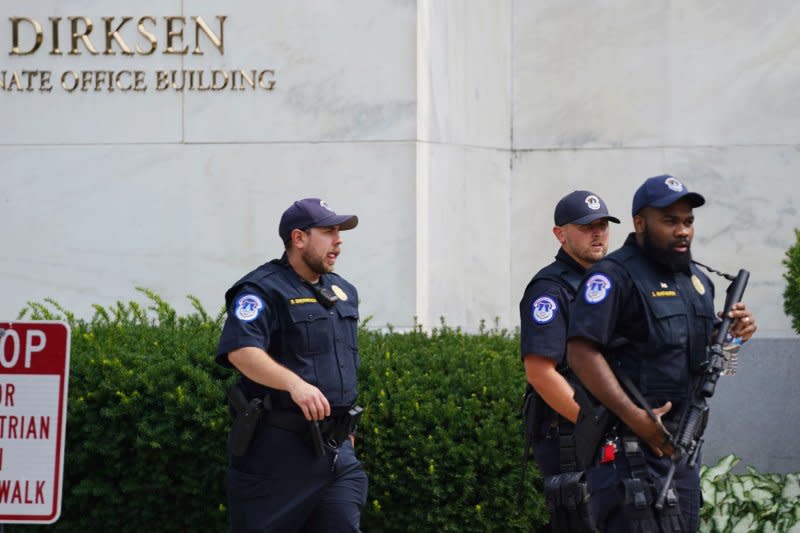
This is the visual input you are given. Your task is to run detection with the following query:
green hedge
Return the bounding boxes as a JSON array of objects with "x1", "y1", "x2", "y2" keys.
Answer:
[
  {"x1": 11, "y1": 292, "x2": 234, "y2": 532},
  {"x1": 356, "y1": 321, "x2": 546, "y2": 532},
  {"x1": 7, "y1": 293, "x2": 547, "y2": 532},
  {"x1": 784, "y1": 228, "x2": 800, "y2": 335}
]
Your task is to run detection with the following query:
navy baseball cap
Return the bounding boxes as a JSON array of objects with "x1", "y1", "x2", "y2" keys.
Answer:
[
  {"x1": 554, "y1": 190, "x2": 620, "y2": 226},
  {"x1": 631, "y1": 175, "x2": 706, "y2": 216},
  {"x1": 279, "y1": 198, "x2": 358, "y2": 243}
]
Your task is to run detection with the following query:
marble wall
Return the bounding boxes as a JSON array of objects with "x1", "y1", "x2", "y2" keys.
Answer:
[
  {"x1": 1, "y1": 0, "x2": 418, "y2": 325},
  {"x1": 510, "y1": 1, "x2": 800, "y2": 337},
  {"x1": 2, "y1": 0, "x2": 799, "y2": 340}
]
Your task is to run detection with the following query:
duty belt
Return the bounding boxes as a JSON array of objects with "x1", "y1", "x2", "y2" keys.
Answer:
[{"x1": 265, "y1": 407, "x2": 361, "y2": 447}]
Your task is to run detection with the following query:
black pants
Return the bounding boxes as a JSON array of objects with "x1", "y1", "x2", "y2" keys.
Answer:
[
  {"x1": 225, "y1": 424, "x2": 368, "y2": 533},
  {"x1": 587, "y1": 440, "x2": 700, "y2": 532}
]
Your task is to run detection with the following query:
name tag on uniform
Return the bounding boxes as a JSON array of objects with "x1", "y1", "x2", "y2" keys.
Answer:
[
  {"x1": 289, "y1": 297, "x2": 318, "y2": 305},
  {"x1": 650, "y1": 290, "x2": 677, "y2": 297}
]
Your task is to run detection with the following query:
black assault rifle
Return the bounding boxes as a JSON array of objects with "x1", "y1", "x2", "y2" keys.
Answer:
[{"x1": 654, "y1": 268, "x2": 749, "y2": 510}]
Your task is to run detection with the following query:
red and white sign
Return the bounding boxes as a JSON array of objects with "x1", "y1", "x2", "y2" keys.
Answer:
[{"x1": 0, "y1": 321, "x2": 70, "y2": 524}]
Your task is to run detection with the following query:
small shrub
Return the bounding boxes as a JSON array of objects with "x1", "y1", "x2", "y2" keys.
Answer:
[
  {"x1": 784, "y1": 228, "x2": 800, "y2": 334},
  {"x1": 10, "y1": 289, "x2": 233, "y2": 532},
  {"x1": 700, "y1": 455, "x2": 800, "y2": 532},
  {"x1": 357, "y1": 321, "x2": 548, "y2": 532}
]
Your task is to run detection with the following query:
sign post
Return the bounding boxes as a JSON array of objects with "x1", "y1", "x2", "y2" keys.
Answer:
[{"x1": 0, "y1": 322, "x2": 70, "y2": 525}]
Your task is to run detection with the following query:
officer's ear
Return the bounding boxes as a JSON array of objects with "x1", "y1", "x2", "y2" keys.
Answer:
[
  {"x1": 290, "y1": 228, "x2": 310, "y2": 249},
  {"x1": 552, "y1": 225, "x2": 566, "y2": 244},
  {"x1": 633, "y1": 213, "x2": 646, "y2": 234}
]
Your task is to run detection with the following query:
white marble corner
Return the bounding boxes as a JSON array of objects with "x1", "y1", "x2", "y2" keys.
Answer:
[
  {"x1": 417, "y1": 142, "x2": 512, "y2": 331},
  {"x1": 418, "y1": 0, "x2": 512, "y2": 149}
]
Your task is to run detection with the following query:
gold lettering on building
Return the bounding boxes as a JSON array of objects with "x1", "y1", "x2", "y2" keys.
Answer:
[
  {"x1": 192, "y1": 16, "x2": 226, "y2": 55},
  {"x1": 136, "y1": 17, "x2": 158, "y2": 56},
  {"x1": 102, "y1": 16, "x2": 134, "y2": 56},
  {"x1": 9, "y1": 16, "x2": 226, "y2": 56},
  {"x1": 3, "y1": 14, "x2": 276, "y2": 95},
  {"x1": 70, "y1": 17, "x2": 99, "y2": 55},
  {"x1": 49, "y1": 17, "x2": 62, "y2": 55},
  {"x1": 9, "y1": 17, "x2": 43, "y2": 55}
]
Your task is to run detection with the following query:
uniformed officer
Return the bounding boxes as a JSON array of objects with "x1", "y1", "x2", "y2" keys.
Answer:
[
  {"x1": 519, "y1": 190, "x2": 619, "y2": 530},
  {"x1": 566, "y1": 175, "x2": 757, "y2": 532},
  {"x1": 216, "y1": 198, "x2": 368, "y2": 533}
]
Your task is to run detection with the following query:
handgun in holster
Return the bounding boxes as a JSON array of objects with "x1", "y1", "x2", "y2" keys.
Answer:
[
  {"x1": 572, "y1": 382, "x2": 612, "y2": 470},
  {"x1": 309, "y1": 420, "x2": 326, "y2": 458},
  {"x1": 227, "y1": 384, "x2": 266, "y2": 457},
  {"x1": 346, "y1": 405, "x2": 364, "y2": 436}
]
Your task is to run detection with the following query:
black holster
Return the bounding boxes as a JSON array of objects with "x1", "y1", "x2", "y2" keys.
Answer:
[
  {"x1": 227, "y1": 384, "x2": 269, "y2": 457},
  {"x1": 319, "y1": 405, "x2": 363, "y2": 447},
  {"x1": 573, "y1": 383, "x2": 612, "y2": 470}
]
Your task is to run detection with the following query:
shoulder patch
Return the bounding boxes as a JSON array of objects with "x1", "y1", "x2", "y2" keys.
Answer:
[
  {"x1": 531, "y1": 296, "x2": 558, "y2": 324},
  {"x1": 234, "y1": 294, "x2": 264, "y2": 321},
  {"x1": 584, "y1": 274, "x2": 612, "y2": 304}
]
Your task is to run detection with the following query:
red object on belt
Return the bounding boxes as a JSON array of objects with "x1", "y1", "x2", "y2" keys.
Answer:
[{"x1": 600, "y1": 441, "x2": 616, "y2": 464}]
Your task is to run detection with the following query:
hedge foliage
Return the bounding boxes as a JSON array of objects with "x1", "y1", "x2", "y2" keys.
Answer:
[
  {"x1": 7, "y1": 292, "x2": 547, "y2": 532},
  {"x1": 784, "y1": 228, "x2": 800, "y2": 335},
  {"x1": 356, "y1": 320, "x2": 546, "y2": 532},
  {"x1": 10, "y1": 291, "x2": 234, "y2": 532}
]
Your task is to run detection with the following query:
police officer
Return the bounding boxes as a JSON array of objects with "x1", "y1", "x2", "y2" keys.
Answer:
[
  {"x1": 519, "y1": 190, "x2": 619, "y2": 530},
  {"x1": 216, "y1": 198, "x2": 368, "y2": 532},
  {"x1": 566, "y1": 175, "x2": 757, "y2": 532}
]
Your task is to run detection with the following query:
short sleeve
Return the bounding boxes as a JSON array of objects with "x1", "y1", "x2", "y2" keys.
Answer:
[
  {"x1": 567, "y1": 265, "x2": 626, "y2": 348},
  {"x1": 216, "y1": 285, "x2": 275, "y2": 368},
  {"x1": 519, "y1": 279, "x2": 571, "y2": 363}
]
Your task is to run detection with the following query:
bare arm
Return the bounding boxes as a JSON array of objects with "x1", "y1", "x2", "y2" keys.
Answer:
[
  {"x1": 228, "y1": 346, "x2": 330, "y2": 421},
  {"x1": 567, "y1": 337, "x2": 674, "y2": 457},
  {"x1": 524, "y1": 354, "x2": 579, "y2": 423}
]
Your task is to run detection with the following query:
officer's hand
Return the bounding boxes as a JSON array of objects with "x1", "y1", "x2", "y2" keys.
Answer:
[
  {"x1": 724, "y1": 302, "x2": 757, "y2": 343},
  {"x1": 630, "y1": 401, "x2": 675, "y2": 458},
  {"x1": 288, "y1": 380, "x2": 331, "y2": 421}
]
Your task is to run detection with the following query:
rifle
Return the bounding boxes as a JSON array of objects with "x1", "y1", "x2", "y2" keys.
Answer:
[{"x1": 654, "y1": 268, "x2": 749, "y2": 509}]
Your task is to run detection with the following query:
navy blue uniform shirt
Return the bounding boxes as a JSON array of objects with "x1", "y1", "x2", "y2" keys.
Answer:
[
  {"x1": 520, "y1": 248, "x2": 585, "y2": 366},
  {"x1": 566, "y1": 238, "x2": 649, "y2": 350},
  {"x1": 217, "y1": 255, "x2": 360, "y2": 411},
  {"x1": 567, "y1": 233, "x2": 716, "y2": 411}
]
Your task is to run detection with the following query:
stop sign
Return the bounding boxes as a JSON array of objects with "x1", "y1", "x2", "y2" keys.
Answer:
[{"x1": 0, "y1": 321, "x2": 70, "y2": 524}]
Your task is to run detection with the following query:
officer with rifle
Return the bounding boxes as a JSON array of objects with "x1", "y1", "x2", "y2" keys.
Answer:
[
  {"x1": 566, "y1": 175, "x2": 757, "y2": 532},
  {"x1": 216, "y1": 198, "x2": 367, "y2": 532},
  {"x1": 519, "y1": 190, "x2": 620, "y2": 531}
]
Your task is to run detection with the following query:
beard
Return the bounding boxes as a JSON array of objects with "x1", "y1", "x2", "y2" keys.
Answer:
[
  {"x1": 302, "y1": 248, "x2": 334, "y2": 275},
  {"x1": 642, "y1": 226, "x2": 692, "y2": 273}
]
